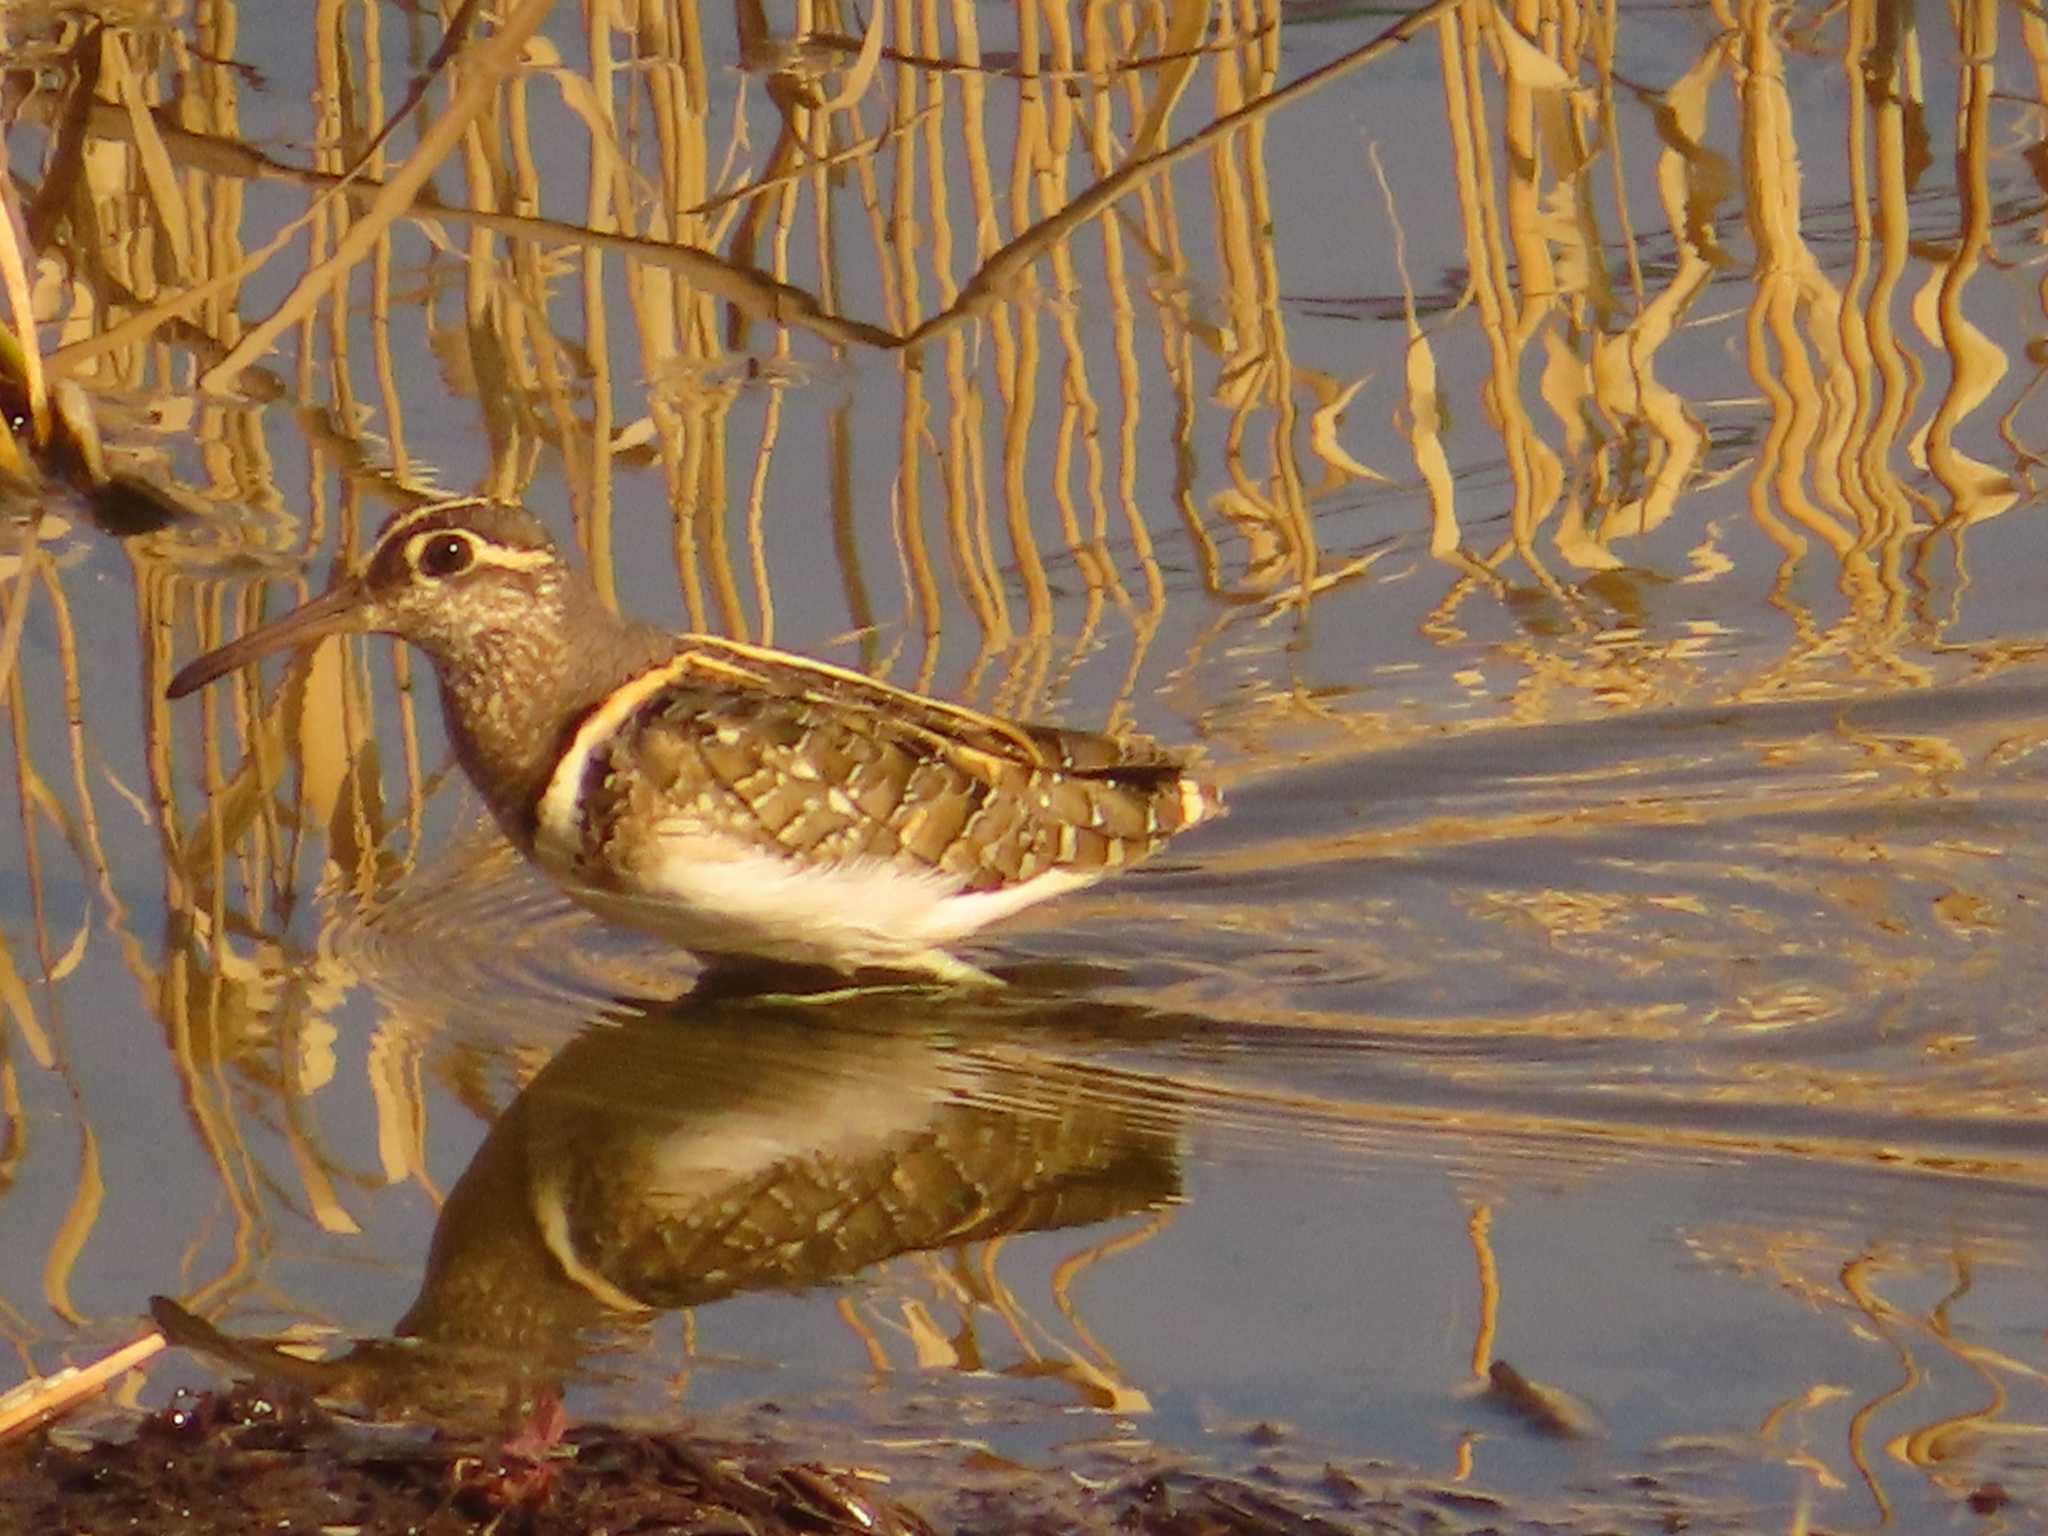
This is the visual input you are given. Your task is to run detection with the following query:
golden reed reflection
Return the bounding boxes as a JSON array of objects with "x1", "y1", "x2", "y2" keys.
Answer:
[
  {"x1": 1677, "y1": 1225, "x2": 2048, "y2": 1526},
  {"x1": 148, "y1": 987, "x2": 1181, "y2": 1423},
  {"x1": 0, "y1": 0, "x2": 2036, "y2": 890}
]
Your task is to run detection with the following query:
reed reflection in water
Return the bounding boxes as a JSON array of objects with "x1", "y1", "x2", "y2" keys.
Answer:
[{"x1": 1, "y1": 0, "x2": 2047, "y2": 1526}]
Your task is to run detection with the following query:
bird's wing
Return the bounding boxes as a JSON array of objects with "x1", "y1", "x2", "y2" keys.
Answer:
[
  {"x1": 672, "y1": 635, "x2": 1193, "y2": 772},
  {"x1": 559, "y1": 639, "x2": 1221, "y2": 894}
]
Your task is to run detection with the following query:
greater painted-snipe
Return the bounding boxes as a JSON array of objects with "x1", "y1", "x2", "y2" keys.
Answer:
[{"x1": 169, "y1": 501, "x2": 1222, "y2": 984}]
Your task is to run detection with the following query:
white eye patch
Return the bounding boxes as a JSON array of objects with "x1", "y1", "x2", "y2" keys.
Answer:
[{"x1": 402, "y1": 529, "x2": 553, "y2": 574}]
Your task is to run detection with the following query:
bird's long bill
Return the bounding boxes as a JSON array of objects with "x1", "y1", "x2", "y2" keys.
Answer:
[{"x1": 166, "y1": 577, "x2": 374, "y2": 699}]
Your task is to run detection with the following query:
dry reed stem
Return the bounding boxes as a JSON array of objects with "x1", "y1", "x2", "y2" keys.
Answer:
[{"x1": 0, "y1": 1333, "x2": 165, "y2": 1443}]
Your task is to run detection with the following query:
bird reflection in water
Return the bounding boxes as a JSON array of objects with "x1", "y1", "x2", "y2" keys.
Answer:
[{"x1": 153, "y1": 984, "x2": 1182, "y2": 1427}]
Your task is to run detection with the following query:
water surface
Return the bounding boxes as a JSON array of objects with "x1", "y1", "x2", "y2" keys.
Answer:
[{"x1": 3, "y1": 0, "x2": 2046, "y2": 1528}]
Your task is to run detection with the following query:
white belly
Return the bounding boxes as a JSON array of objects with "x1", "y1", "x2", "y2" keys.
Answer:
[{"x1": 535, "y1": 828, "x2": 1096, "y2": 975}]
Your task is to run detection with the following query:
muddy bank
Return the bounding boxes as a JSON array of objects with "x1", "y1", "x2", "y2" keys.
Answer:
[{"x1": 0, "y1": 1379, "x2": 1797, "y2": 1536}]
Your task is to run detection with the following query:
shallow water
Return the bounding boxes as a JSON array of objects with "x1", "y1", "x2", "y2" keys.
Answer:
[{"x1": 3, "y1": 0, "x2": 2047, "y2": 1528}]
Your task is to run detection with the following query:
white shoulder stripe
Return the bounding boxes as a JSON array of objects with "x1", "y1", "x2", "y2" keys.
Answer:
[{"x1": 532, "y1": 655, "x2": 698, "y2": 868}]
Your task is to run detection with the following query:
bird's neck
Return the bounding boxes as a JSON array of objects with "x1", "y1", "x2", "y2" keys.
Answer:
[{"x1": 426, "y1": 586, "x2": 678, "y2": 849}]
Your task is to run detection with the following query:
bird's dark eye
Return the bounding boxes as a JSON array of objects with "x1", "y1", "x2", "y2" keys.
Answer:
[{"x1": 416, "y1": 533, "x2": 474, "y2": 578}]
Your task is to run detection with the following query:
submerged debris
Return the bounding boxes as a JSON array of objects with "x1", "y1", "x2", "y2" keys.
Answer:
[{"x1": 1485, "y1": 1359, "x2": 1600, "y2": 1439}]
